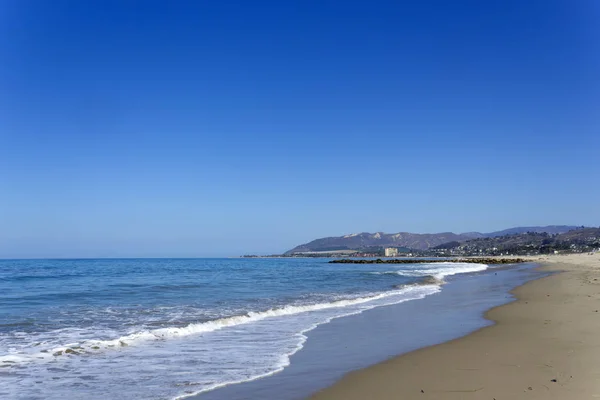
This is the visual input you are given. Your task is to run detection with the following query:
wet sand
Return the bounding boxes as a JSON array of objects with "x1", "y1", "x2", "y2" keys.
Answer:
[{"x1": 310, "y1": 253, "x2": 600, "y2": 399}]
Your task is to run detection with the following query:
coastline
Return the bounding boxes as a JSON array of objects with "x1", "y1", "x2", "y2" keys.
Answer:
[
  {"x1": 309, "y1": 253, "x2": 600, "y2": 399},
  {"x1": 195, "y1": 260, "x2": 543, "y2": 400}
]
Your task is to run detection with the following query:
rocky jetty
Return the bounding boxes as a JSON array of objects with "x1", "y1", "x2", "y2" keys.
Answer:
[{"x1": 329, "y1": 258, "x2": 526, "y2": 264}]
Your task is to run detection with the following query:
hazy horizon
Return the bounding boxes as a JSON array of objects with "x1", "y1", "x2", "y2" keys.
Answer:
[
  {"x1": 1, "y1": 1, "x2": 599, "y2": 258},
  {"x1": 0, "y1": 223, "x2": 595, "y2": 259}
]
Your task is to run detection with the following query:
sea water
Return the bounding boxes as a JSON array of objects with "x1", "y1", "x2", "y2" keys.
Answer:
[{"x1": 0, "y1": 258, "x2": 510, "y2": 399}]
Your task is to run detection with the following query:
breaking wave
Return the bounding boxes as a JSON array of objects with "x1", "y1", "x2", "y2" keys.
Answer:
[
  {"x1": 371, "y1": 262, "x2": 488, "y2": 281},
  {"x1": 1, "y1": 285, "x2": 440, "y2": 366}
]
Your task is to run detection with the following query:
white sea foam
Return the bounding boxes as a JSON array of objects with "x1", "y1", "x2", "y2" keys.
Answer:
[
  {"x1": 0, "y1": 285, "x2": 439, "y2": 366},
  {"x1": 372, "y1": 262, "x2": 489, "y2": 280},
  {"x1": 173, "y1": 284, "x2": 440, "y2": 400},
  {"x1": 1, "y1": 285, "x2": 440, "y2": 400}
]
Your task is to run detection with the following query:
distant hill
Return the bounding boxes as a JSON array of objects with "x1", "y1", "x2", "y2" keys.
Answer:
[
  {"x1": 483, "y1": 225, "x2": 581, "y2": 237},
  {"x1": 459, "y1": 232, "x2": 486, "y2": 239},
  {"x1": 433, "y1": 227, "x2": 600, "y2": 255},
  {"x1": 284, "y1": 225, "x2": 586, "y2": 254},
  {"x1": 553, "y1": 227, "x2": 600, "y2": 242},
  {"x1": 285, "y1": 231, "x2": 482, "y2": 254}
]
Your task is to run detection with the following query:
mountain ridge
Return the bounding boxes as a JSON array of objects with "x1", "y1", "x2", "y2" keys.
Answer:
[{"x1": 285, "y1": 225, "x2": 582, "y2": 254}]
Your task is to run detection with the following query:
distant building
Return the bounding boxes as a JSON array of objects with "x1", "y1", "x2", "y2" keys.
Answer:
[{"x1": 384, "y1": 247, "x2": 398, "y2": 257}]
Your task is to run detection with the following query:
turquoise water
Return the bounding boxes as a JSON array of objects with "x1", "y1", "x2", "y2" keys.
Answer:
[{"x1": 1, "y1": 258, "x2": 492, "y2": 399}]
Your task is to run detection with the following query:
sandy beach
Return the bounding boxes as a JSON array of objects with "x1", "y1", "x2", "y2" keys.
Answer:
[{"x1": 310, "y1": 253, "x2": 600, "y2": 399}]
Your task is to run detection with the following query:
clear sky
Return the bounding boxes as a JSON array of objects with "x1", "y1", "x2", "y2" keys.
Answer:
[{"x1": 1, "y1": 1, "x2": 599, "y2": 258}]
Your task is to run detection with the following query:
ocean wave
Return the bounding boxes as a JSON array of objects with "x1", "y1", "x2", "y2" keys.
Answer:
[
  {"x1": 418, "y1": 274, "x2": 447, "y2": 285},
  {"x1": 0, "y1": 285, "x2": 440, "y2": 366},
  {"x1": 172, "y1": 283, "x2": 440, "y2": 400},
  {"x1": 371, "y1": 262, "x2": 488, "y2": 280}
]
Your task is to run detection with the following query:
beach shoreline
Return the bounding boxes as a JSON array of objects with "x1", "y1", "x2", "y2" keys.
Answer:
[{"x1": 309, "y1": 253, "x2": 600, "y2": 399}]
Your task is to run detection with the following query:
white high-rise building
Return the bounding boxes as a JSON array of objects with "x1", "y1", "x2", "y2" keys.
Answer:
[{"x1": 384, "y1": 247, "x2": 398, "y2": 257}]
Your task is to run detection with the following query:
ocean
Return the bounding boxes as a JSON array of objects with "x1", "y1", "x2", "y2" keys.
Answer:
[{"x1": 0, "y1": 258, "x2": 538, "y2": 400}]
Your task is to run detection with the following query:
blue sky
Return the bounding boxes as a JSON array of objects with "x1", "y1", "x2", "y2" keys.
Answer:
[{"x1": 1, "y1": 1, "x2": 599, "y2": 258}]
